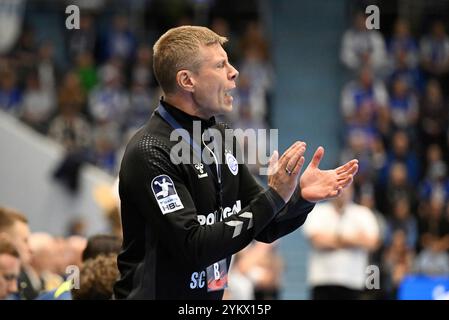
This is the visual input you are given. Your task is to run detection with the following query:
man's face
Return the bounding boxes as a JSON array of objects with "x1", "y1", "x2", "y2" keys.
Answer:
[
  {"x1": 190, "y1": 43, "x2": 239, "y2": 118},
  {"x1": 8, "y1": 222, "x2": 31, "y2": 266},
  {"x1": 0, "y1": 254, "x2": 20, "y2": 299}
]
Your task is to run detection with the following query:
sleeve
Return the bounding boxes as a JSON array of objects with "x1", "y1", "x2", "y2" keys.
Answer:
[
  {"x1": 235, "y1": 160, "x2": 315, "y2": 243},
  {"x1": 256, "y1": 189, "x2": 315, "y2": 243},
  {"x1": 123, "y1": 142, "x2": 285, "y2": 270}
]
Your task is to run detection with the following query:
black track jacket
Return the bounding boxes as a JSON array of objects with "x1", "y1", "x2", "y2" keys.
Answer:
[{"x1": 114, "y1": 101, "x2": 315, "y2": 299}]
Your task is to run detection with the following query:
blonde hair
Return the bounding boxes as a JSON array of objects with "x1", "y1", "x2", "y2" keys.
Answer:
[
  {"x1": 0, "y1": 207, "x2": 28, "y2": 233},
  {"x1": 153, "y1": 25, "x2": 228, "y2": 94}
]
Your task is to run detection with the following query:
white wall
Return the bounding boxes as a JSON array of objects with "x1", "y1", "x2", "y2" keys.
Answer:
[{"x1": 0, "y1": 111, "x2": 113, "y2": 236}]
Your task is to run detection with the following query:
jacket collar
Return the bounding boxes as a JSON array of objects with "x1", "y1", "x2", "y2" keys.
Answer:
[{"x1": 159, "y1": 99, "x2": 217, "y2": 134}]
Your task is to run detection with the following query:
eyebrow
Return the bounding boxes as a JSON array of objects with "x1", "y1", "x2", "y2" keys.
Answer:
[{"x1": 2, "y1": 273, "x2": 19, "y2": 281}]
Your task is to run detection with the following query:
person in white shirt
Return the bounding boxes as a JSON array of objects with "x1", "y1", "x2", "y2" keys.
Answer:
[
  {"x1": 340, "y1": 11, "x2": 387, "y2": 75},
  {"x1": 303, "y1": 186, "x2": 380, "y2": 299}
]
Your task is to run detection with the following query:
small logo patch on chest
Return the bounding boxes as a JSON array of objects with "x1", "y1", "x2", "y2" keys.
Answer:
[
  {"x1": 194, "y1": 163, "x2": 208, "y2": 178},
  {"x1": 225, "y1": 152, "x2": 238, "y2": 175}
]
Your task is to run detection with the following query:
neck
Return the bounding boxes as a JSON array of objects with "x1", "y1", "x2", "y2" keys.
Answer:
[{"x1": 164, "y1": 94, "x2": 211, "y2": 120}]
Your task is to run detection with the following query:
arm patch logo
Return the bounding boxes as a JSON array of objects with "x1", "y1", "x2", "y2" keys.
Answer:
[{"x1": 151, "y1": 175, "x2": 184, "y2": 214}]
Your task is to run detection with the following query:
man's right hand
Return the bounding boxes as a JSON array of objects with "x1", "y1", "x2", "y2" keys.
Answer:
[{"x1": 267, "y1": 141, "x2": 306, "y2": 203}]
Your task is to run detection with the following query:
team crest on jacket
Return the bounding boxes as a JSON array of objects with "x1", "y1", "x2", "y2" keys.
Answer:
[
  {"x1": 194, "y1": 163, "x2": 208, "y2": 179},
  {"x1": 225, "y1": 152, "x2": 238, "y2": 175},
  {"x1": 151, "y1": 175, "x2": 184, "y2": 214}
]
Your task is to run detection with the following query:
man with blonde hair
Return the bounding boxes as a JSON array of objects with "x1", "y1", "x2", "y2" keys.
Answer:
[
  {"x1": 0, "y1": 207, "x2": 40, "y2": 299},
  {"x1": 0, "y1": 238, "x2": 21, "y2": 299},
  {"x1": 114, "y1": 26, "x2": 358, "y2": 299}
]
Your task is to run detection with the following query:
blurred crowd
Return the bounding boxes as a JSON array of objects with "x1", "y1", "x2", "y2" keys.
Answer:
[
  {"x1": 0, "y1": 1, "x2": 282, "y2": 300},
  {"x1": 337, "y1": 11, "x2": 449, "y2": 299},
  {"x1": 0, "y1": 206, "x2": 121, "y2": 300},
  {"x1": 0, "y1": 2, "x2": 273, "y2": 186}
]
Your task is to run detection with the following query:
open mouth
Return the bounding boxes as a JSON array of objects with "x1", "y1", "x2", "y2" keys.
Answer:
[{"x1": 224, "y1": 87, "x2": 235, "y2": 99}]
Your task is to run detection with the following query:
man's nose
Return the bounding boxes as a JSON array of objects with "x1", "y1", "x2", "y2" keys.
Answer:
[{"x1": 229, "y1": 64, "x2": 239, "y2": 81}]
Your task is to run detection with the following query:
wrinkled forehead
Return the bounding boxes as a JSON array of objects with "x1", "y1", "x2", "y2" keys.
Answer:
[{"x1": 198, "y1": 43, "x2": 228, "y2": 63}]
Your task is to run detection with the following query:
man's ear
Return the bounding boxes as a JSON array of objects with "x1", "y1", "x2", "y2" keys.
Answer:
[{"x1": 176, "y1": 70, "x2": 195, "y2": 93}]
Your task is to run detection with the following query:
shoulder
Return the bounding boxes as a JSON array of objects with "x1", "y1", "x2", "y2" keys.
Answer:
[{"x1": 120, "y1": 122, "x2": 181, "y2": 179}]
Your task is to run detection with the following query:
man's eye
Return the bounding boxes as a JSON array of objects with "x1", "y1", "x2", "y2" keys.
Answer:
[{"x1": 217, "y1": 62, "x2": 225, "y2": 68}]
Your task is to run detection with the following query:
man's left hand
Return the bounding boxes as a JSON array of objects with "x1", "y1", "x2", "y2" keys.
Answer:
[{"x1": 300, "y1": 146, "x2": 358, "y2": 203}]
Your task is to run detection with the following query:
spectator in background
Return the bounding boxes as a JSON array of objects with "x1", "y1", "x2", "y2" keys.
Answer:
[
  {"x1": 57, "y1": 71, "x2": 86, "y2": 115},
  {"x1": 75, "y1": 52, "x2": 98, "y2": 94},
  {"x1": 420, "y1": 20, "x2": 449, "y2": 95},
  {"x1": 0, "y1": 68, "x2": 22, "y2": 115},
  {"x1": 415, "y1": 196, "x2": 449, "y2": 275},
  {"x1": 387, "y1": 19, "x2": 419, "y2": 71},
  {"x1": 100, "y1": 14, "x2": 137, "y2": 64},
  {"x1": 125, "y1": 81, "x2": 154, "y2": 133},
  {"x1": 418, "y1": 80, "x2": 448, "y2": 150},
  {"x1": 71, "y1": 253, "x2": 119, "y2": 300},
  {"x1": 51, "y1": 72, "x2": 92, "y2": 191},
  {"x1": 37, "y1": 234, "x2": 120, "y2": 300},
  {"x1": 388, "y1": 77, "x2": 419, "y2": 131},
  {"x1": 20, "y1": 71, "x2": 56, "y2": 134},
  {"x1": 48, "y1": 100, "x2": 92, "y2": 154},
  {"x1": 131, "y1": 45, "x2": 154, "y2": 88},
  {"x1": 380, "y1": 130, "x2": 420, "y2": 186},
  {"x1": 28, "y1": 233, "x2": 64, "y2": 292},
  {"x1": 11, "y1": 27, "x2": 37, "y2": 81},
  {"x1": 0, "y1": 239, "x2": 21, "y2": 300},
  {"x1": 48, "y1": 70, "x2": 92, "y2": 158},
  {"x1": 64, "y1": 236, "x2": 87, "y2": 270},
  {"x1": 36, "y1": 41, "x2": 58, "y2": 97},
  {"x1": 223, "y1": 249, "x2": 255, "y2": 300},
  {"x1": 238, "y1": 21, "x2": 273, "y2": 124},
  {"x1": 88, "y1": 61, "x2": 130, "y2": 128},
  {"x1": 419, "y1": 144, "x2": 449, "y2": 205},
  {"x1": 245, "y1": 242, "x2": 284, "y2": 300},
  {"x1": 381, "y1": 162, "x2": 417, "y2": 216},
  {"x1": 340, "y1": 11, "x2": 387, "y2": 74},
  {"x1": 0, "y1": 207, "x2": 40, "y2": 299},
  {"x1": 67, "y1": 14, "x2": 97, "y2": 60},
  {"x1": 341, "y1": 66, "x2": 389, "y2": 134},
  {"x1": 304, "y1": 186, "x2": 379, "y2": 300},
  {"x1": 382, "y1": 229, "x2": 414, "y2": 299},
  {"x1": 387, "y1": 20, "x2": 423, "y2": 94},
  {"x1": 384, "y1": 196, "x2": 418, "y2": 250}
]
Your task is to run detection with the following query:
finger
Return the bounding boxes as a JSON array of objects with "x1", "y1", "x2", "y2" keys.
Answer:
[
  {"x1": 336, "y1": 164, "x2": 358, "y2": 180},
  {"x1": 278, "y1": 142, "x2": 300, "y2": 162},
  {"x1": 338, "y1": 174, "x2": 353, "y2": 188},
  {"x1": 285, "y1": 149, "x2": 302, "y2": 176},
  {"x1": 347, "y1": 163, "x2": 359, "y2": 176},
  {"x1": 279, "y1": 142, "x2": 304, "y2": 168},
  {"x1": 268, "y1": 150, "x2": 279, "y2": 175},
  {"x1": 336, "y1": 159, "x2": 358, "y2": 174},
  {"x1": 337, "y1": 173, "x2": 349, "y2": 181},
  {"x1": 285, "y1": 143, "x2": 306, "y2": 170},
  {"x1": 279, "y1": 141, "x2": 306, "y2": 161},
  {"x1": 307, "y1": 146, "x2": 324, "y2": 169},
  {"x1": 291, "y1": 156, "x2": 305, "y2": 175}
]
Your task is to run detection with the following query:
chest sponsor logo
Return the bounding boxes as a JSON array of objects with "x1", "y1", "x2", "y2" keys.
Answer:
[
  {"x1": 225, "y1": 152, "x2": 238, "y2": 176},
  {"x1": 194, "y1": 163, "x2": 208, "y2": 179},
  {"x1": 151, "y1": 175, "x2": 184, "y2": 214},
  {"x1": 197, "y1": 200, "x2": 241, "y2": 225}
]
